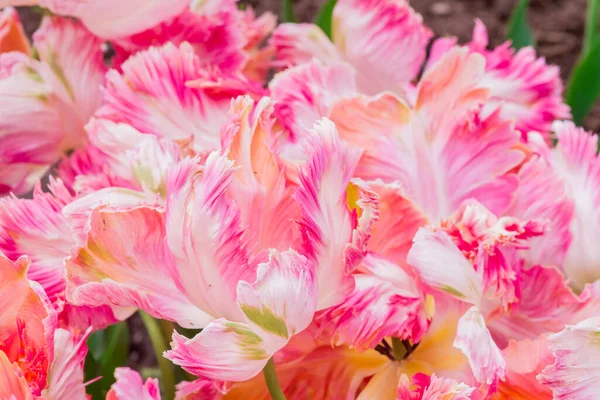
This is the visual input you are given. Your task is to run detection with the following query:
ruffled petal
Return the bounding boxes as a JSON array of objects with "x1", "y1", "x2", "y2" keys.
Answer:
[
  {"x1": 396, "y1": 373, "x2": 476, "y2": 400},
  {"x1": 220, "y1": 96, "x2": 300, "y2": 253},
  {"x1": 165, "y1": 153, "x2": 251, "y2": 322},
  {"x1": 42, "y1": 328, "x2": 88, "y2": 400},
  {"x1": 319, "y1": 254, "x2": 430, "y2": 350},
  {"x1": 332, "y1": 0, "x2": 432, "y2": 95},
  {"x1": 549, "y1": 121, "x2": 600, "y2": 290},
  {"x1": 427, "y1": 20, "x2": 570, "y2": 138},
  {"x1": 113, "y1": 4, "x2": 247, "y2": 73},
  {"x1": 507, "y1": 153, "x2": 574, "y2": 267},
  {"x1": 538, "y1": 317, "x2": 600, "y2": 400},
  {"x1": 332, "y1": 49, "x2": 524, "y2": 222},
  {"x1": 97, "y1": 43, "x2": 256, "y2": 155},
  {"x1": 295, "y1": 119, "x2": 378, "y2": 309},
  {"x1": 0, "y1": 180, "x2": 74, "y2": 304},
  {"x1": 269, "y1": 60, "x2": 357, "y2": 157},
  {"x1": 487, "y1": 265, "x2": 600, "y2": 348}
]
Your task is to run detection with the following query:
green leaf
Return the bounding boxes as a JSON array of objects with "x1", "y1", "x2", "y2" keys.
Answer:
[
  {"x1": 314, "y1": 0, "x2": 338, "y2": 39},
  {"x1": 506, "y1": 0, "x2": 535, "y2": 49},
  {"x1": 585, "y1": 0, "x2": 600, "y2": 54},
  {"x1": 281, "y1": 0, "x2": 295, "y2": 23},
  {"x1": 84, "y1": 322, "x2": 130, "y2": 399},
  {"x1": 566, "y1": 36, "x2": 600, "y2": 124}
]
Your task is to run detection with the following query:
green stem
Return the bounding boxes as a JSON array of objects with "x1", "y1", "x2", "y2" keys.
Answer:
[
  {"x1": 391, "y1": 337, "x2": 407, "y2": 361},
  {"x1": 263, "y1": 358, "x2": 287, "y2": 400},
  {"x1": 139, "y1": 311, "x2": 176, "y2": 400}
]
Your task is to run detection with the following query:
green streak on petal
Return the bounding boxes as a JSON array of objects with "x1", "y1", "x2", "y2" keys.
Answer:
[
  {"x1": 47, "y1": 49, "x2": 75, "y2": 101},
  {"x1": 241, "y1": 305, "x2": 289, "y2": 339},
  {"x1": 24, "y1": 66, "x2": 43, "y2": 83},
  {"x1": 224, "y1": 321, "x2": 268, "y2": 361},
  {"x1": 440, "y1": 285, "x2": 465, "y2": 299}
]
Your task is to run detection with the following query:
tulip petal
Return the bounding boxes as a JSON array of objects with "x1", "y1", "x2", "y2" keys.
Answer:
[
  {"x1": 295, "y1": 119, "x2": 378, "y2": 309},
  {"x1": 538, "y1": 317, "x2": 600, "y2": 400},
  {"x1": 454, "y1": 306, "x2": 505, "y2": 387},
  {"x1": 407, "y1": 228, "x2": 482, "y2": 304},
  {"x1": 107, "y1": 367, "x2": 161, "y2": 400},
  {"x1": 66, "y1": 206, "x2": 211, "y2": 328}
]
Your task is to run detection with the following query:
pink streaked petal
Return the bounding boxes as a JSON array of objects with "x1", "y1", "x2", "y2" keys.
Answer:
[
  {"x1": 407, "y1": 228, "x2": 483, "y2": 304},
  {"x1": 550, "y1": 121, "x2": 600, "y2": 290},
  {"x1": 269, "y1": 23, "x2": 341, "y2": 69},
  {"x1": 166, "y1": 153, "x2": 252, "y2": 321},
  {"x1": 332, "y1": 0, "x2": 432, "y2": 95},
  {"x1": 0, "y1": 351, "x2": 32, "y2": 400},
  {"x1": 454, "y1": 306, "x2": 505, "y2": 388},
  {"x1": 62, "y1": 186, "x2": 160, "y2": 246},
  {"x1": 396, "y1": 373, "x2": 476, "y2": 400},
  {"x1": 319, "y1": 254, "x2": 429, "y2": 350},
  {"x1": 507, "y1": 154, "x2": 574, "y2": 267},
  {"x1": 425, "y1": 21, "x2": 569, "y2": 138},
  {"x1": 0, "y1": 7, "x2": 30, "y2": 54},
  {"x1": 487, "y1": 265, "x2": 598, "y2": 348},
  {"x1": 175, "y1": 378, "x2": 227, "y2": 400},
  {"x1": 42, "y1": 328, "x2": 89, "y2": 399},
  {"x1": 0, "y1": 53, "x2": 66, "y2": 195},
  {"x1": 495, "y1": 337, "x2": 553, "y2": 399},
  {"x1": 66, "y1": 206, "x2": 210, "y2": 328},
  {"x1": 367, "y1": 180, "x2": 428, "y2": 266},
  {"x1": 57, "y1": 303, "x2": 120, "y2": 332},
  {"x1": 237, "y1": 249, "x2": 317, "y2": 339},
  {"x1": 107, "y1": 367, "x2": 160, "y2": 400},
  {"x1": 442, "y1": 200, "x2": 545, "y2": 306},
  {"x1": 113, "y1": 4, "x2": 246, "y2": 73},
  {"x1": 269, "y1": 60, "x2": 357, "y2": 158},
  {"x1": 0, "y1": 181, "x2": 74, "y2": 304},
  {"x1": 538, "y1": 316, "x2": 600, "y2": 400},
  {"x1": 294, "y1": 119, "x2": 376, "y2": 309},
  {"x1": 165, "y1": 320, "x2": 277, "y2": 382},
  {"x1": 330, "y1": 92, "x2": 412, "y2": 184},
  {"x1": 474, "y1": 26, "x2": 570, "y2": 137},
  {"x1": 221, "y1": 96, "x2": 301, "y2": 254},
  {"x1": 332, "y1": 56, "x2": 523, "y2": 222},
  {"x1": 33, "y1": 16, "x2": 105, "y2": 133},
  {"x1": 37, "y1": 0, "x2": 189, "y2": 39},
  {"x1": 415, "y1": 48, "x2": 488, "y2": 137},
  {"x1": 97, "y1": 43, "x2": 242, "y2": 154}
]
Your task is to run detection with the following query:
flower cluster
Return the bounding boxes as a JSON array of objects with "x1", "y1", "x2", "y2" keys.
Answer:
[{"x1": 0, "y1": 0, "x2": 598, "y2": 399}]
